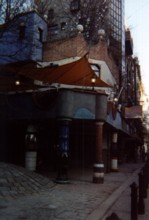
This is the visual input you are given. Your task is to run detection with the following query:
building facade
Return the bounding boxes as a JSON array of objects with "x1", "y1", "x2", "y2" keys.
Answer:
[
  {"x1": 35, "y1": 0, "x2": 125, "y2": 71},
  {"x1": 0, "y1": 1, "x2": 144, "y2": 183},
  {"x1": 0, "y1": 10, "x2": 47, "y2": 64}
]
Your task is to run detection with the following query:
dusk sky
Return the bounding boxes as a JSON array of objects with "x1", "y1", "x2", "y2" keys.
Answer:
[{"x1": 125, "y1": 0, "x2": 149, "y2": 95}]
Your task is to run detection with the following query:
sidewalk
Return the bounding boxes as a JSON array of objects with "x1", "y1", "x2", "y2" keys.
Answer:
[
  {"x1": 104, "y1": 183, "x2": 149, "y2": 220},
  {"x1": 0, "y1": 161, "x2": 146, "y2": 220},
  {"x1": 104, "y1": 164, "x2": 149, "y2": 220}
]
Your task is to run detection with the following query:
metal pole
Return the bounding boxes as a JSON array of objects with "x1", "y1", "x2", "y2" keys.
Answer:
[
  {"x1": 143, "y1": 165, "x2": 148, "y2": 198},
  {"x1": 130, "y1": 182, "x2": 138, "y2": 220},
  {"x1": 138, "y1": 171, "x2": 145, "y2": 215}
]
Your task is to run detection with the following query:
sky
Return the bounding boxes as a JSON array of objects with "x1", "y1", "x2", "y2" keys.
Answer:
[{"x1": 125, "y1": 0, "x2": 149, "y2": 95}]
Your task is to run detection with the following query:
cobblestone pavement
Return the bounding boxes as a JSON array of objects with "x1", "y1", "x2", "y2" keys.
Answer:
[{"x1": 0, "y1": 162, "x2": 145, "y2": 220}]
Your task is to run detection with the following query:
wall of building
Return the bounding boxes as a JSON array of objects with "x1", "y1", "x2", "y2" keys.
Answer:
[
  {"x1": 40, "y1": 0, "x2": 124, "y2": 71},
  {"x1": 43, "y1": 33, "x2": 119, "y2": 84},
  {"x1": 0, "y1": 11, "x2": 47, "y2": 64}
]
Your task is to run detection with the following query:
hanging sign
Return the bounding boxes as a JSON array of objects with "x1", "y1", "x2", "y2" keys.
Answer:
[{"x1": 124, "y1": 105, "x2": 142, "y2": 119}]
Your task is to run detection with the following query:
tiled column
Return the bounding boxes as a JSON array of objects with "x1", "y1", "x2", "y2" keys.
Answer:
[
  {"x1": 25, "y1": 125, "x2": 38, "y2": 171},
  {"x1": 111, "y1": 132, "x2": 119, "y2": 172},
  {"x1": 93, "y1": 121, "x2": 104, "y2": 184},
  {"x1": 56, "y1": 119, "x2": 71, "y2": 183}
]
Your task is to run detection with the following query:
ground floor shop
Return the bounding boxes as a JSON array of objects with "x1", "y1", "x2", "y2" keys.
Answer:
[{"x1": 0, "y1": 89, "x2": 143, "y2": 183}]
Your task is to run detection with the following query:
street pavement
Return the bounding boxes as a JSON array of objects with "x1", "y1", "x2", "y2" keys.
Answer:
[{"x1": 0, "y1": 161, "x2": 148, "y2": 220}]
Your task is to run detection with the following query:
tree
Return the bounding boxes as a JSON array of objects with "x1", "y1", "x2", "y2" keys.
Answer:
[
  {"x1": 34, "y1": 0, "x2": 108, "y2": 44},
  {"x1": 0, "y1": 0, "x2": 109, "y2": 42},
  {"x1": 79, "y1": 0, "x2": 108, "y2": 44},
  {"x1": 0, "y1": 0, "x2": 109, "y2": 64},
  {"x1": 34, "y1": 0, "x2": 53, "y2": 16},
  {"x1": 0, "y1": 0, "x2": 35, "y2": 24}
]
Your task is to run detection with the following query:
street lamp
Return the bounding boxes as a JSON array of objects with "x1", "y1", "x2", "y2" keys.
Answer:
[
  {"x1": 15, "y1": 80, "x2": 20, "y2": 86},
  {"x1": 91, "y1": 75, "x2": 96, "y2": 90}
]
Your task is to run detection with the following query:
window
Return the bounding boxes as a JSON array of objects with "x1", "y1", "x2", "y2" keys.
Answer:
[
  {"x1": 38, "y1": 28, "x2": 43, "y2": 42},
  {"x1": 70, "y1": 0, "x2": 80, "y2": 12},
  {"x1": 19, "y1": 23, "x2": 25, "y2": 40},
  {"x1": 48, "y1": 24, "x2": 59, "y2": 36},
  {"x1": 90, "y1": 64, "x2": 101, "y2": 77},
  {"x1": 48, "y1": 9, "x2": 54, "y2": 19},
  {"x1": 61, "y1": 22, "x2": 66, "y2": 31}
]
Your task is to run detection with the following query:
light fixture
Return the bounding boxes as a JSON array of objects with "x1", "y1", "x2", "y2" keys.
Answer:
[
  {"x1": 44, "y1": 14, "x2": 48, "y2": 20},
  {"x1": 91, "y1": 77, "x2": 96, "y2": 84},
  {"x1": 77, "y1": 24, "x2": 84, "y2": 33},
  {"x1": 91, "y1": 75, "x2": 96, "y2": 90},
  {"x1": 108, "y1": 86, "x2": 124, "y2": 107},
  {"x1": 15, "y1": 80, "x2": 20, "y2": 86},
  {"x1": 98, "y1": 29, "x2": 106, "y2": 40},
  {"x1": 114, "y1": 97, "x2": 118, "y2": 103}
]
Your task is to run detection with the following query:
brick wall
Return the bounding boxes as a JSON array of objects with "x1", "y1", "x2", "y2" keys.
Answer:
[{"x1": 43, "y1": 33, "x2": 119, "y2": 83}]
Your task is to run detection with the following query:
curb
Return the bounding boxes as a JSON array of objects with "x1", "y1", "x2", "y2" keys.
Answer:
[{"x1": 86, "y1": 165, "x2": 143, "y2": 220}]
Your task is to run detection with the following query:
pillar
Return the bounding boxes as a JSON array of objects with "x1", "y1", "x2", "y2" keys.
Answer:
[
  {"x1": 111, "y1": 132, "x2": 119, "y2": 172},
  {"x1": 93, "y1": 121, "x2": 104, "y2": 184},
  {"x1": 56, "y1": 118, "x2": 71, "y2": 183},
  {"x1": 25, "y1": 125, "x2": 38, "y2": 171}
]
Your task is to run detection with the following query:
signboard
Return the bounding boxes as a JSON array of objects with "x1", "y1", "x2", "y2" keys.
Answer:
[{"x1": 124, "y1": 105, "x2": 142, "y2": 119}]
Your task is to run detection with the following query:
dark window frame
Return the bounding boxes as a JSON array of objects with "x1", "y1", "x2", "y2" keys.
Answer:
[
  {"x1": 70, "y1": 0, "x2": 80, "y2": 12},
  {"x1": 61, "y1": 22, "x2": 66, "y2": 31},
  {"x1": 38, "y1": 27, "x2": 43, "y2": 42},
  {"x1": 48, "y1": 8, "x2": 54, "y2": 20},
  {"x1": 48, "y1": 24, "x2": 59, "y2": 36},
  {"x1": 19, "y1": 23, "x2": 26, "y2": 40}
]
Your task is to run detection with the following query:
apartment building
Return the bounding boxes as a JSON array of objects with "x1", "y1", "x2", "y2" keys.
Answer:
[{"x1": 0, "y1": 1, "x2": 144, "y2": 183}]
